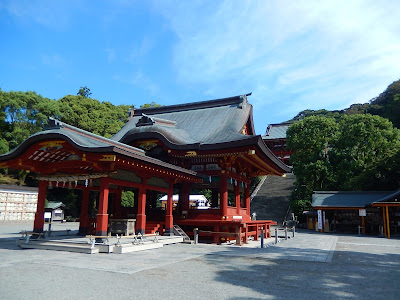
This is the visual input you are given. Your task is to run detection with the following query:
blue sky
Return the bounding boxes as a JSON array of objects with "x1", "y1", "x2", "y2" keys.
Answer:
[{"x1": 1, "y1": 0, "x2": 400, "y2": 134}]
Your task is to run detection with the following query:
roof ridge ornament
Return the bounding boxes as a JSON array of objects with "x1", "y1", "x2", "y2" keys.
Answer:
[
  {"x1": 136, "y1": 114, "x2": 155, "y2": 127},
  {"x1": 136, "y1": 114, "x2": 177, "y2": 127},
  {"x1": 43, "y1": 117, "x2": 63, "y2": 131},
  {"x1": 239, "y1": 93, "x2": 251, "y2": 109}
]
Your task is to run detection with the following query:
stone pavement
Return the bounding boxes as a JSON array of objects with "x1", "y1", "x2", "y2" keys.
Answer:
[{"x1": 0, "y1": 222, "x2": 399, "y2": 300}]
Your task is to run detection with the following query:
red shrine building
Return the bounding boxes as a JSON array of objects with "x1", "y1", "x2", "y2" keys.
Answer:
[
  {"x1": 0, "y1": 94, "x2": 290, "y2": 244},
  {"x1": 262, "y1": 123, "x2": 293, "y2": 165}
]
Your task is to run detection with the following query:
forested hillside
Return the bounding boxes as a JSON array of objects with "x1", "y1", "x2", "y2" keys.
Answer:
[
  {"x1": 288, "y1": 79, "x2": 400, "y2": 128},
  {"x1": 286, "y1": 79, "x2": 400, "y2": 217}
]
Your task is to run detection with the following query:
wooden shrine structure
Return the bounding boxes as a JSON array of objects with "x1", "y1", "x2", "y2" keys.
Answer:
[
  {"x1": 312, "y1": 190, "x2": 400, "y2": 238},
  {"x1": 262, "y1": 123, "x2": 293, "y2": 165},
  {"x1": 0, "y1": 94, "x2": 290, "y2": 244}
]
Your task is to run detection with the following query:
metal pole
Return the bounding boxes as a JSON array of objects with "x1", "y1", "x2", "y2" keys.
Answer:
[
  {"x1": 193, "y1": 228, "x2": 198, "y2": 244},
  {"x1": 261, "y1": 228, "x2": 264, "y2": 248},
  {"x1": 275, "y1": 228, "x2": 278, "y2": 244},
  {"x1": 292, "y1": 226, "x2": 295, "y2": 237},
  {"x1": 285, "y1": 227, "x2": 288, "y2": 240}
]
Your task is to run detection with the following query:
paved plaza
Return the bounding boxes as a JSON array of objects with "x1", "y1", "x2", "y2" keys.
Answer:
[{"x1": 0, "y1": 222, "x2": 399, "y2": 300}]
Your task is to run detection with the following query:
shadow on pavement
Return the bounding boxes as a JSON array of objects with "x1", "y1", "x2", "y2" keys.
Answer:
[{"x1": 204, "y1": 240, "x2": 400, "y2": 300}]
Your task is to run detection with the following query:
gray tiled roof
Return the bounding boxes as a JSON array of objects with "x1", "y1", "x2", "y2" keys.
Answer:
[
  {"x1": 262, "y1": 123, "x2": 290, "y2": 140},
  {"x1": 111, "y1": 95, "x2": 254, "y2": 145},
  {"x1": 312, "y1": 191, "x2": 393, "y2": 208},
  {"x1": 372, "y1": 188, "x2": 400, "y2": 203},
  {"x1": 0, "y1": 119, "x2": 197, "y2": 176}
]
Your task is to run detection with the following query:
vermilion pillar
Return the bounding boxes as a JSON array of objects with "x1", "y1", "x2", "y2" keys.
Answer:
[
  {"x1": 136, "y1": 184, "x2": 147, "y2": 235},
  {"x1": 220, "y1": 174, "x2": 228, "y2": 217},
  {"x1": 33, "y1": 180, "x2": 48, "y2": 233},
  {"x1": 96, "y1": 178, "x2": 110, "y2": 236},
  {"x1": 235, "y1": 181, "x2": 241, "y2": 215},
  {"x1": 165, "y1": 185, "x2": 174, "y2": 236},
  {"x1": 245, "y1": 184, "x2": 250, "y2": 216},
  {"x1": 79, "y1": 188, "x2": 90, "y2": 235}
]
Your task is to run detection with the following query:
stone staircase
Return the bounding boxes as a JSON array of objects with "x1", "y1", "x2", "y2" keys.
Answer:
[{"x1": 250, "y1": 173, "x2": 296, "y2": 226}]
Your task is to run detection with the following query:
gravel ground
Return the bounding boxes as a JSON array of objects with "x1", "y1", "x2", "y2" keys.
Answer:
[{"x1": 0, "y1": 222, "x2": 399, "y2": 300}]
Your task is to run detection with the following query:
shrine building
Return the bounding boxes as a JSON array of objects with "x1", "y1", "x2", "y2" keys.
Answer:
[
  {"x1": 262, "y1": 123, "x2": 293, "y2": 165},
  {"x1": 0, "y1": 94, "x2": 290, "y2": 245}
]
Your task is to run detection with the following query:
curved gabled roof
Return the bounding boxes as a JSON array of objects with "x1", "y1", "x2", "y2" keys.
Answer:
[
  {"x1": 0, "y1": 119, "x2": 198, "y2": 176},
  {"x1": 111, "y1": 94, "x2": 255, "y2": 145},
  {"x1": 110, "y1": 94, "x2": 290, "y2": 174}
]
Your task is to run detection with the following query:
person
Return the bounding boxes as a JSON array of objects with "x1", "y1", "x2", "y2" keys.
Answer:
[{"x1": 251, "y1": 212, "x2": 257, "y2": 220}]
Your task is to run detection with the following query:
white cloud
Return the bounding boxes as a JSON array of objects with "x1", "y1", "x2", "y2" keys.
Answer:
[
  {"x1": 127, "y1": 37, "x2": 155, "y2": 64},
  {"x1": 2, "y1": 0, "x2": 85, "y2": 30},
  {"x1": 41, "y1": 53, "x2": 67, "y2": 68},
  {"x1": 113, "y1": 71, "x2": 159, "y2": 94},
  {"x1": 105, "y1": 48, "x2": 116, "y2": 62},
  {"x1": 154, "y1": 0, "x2": 400, "y2": 123}
]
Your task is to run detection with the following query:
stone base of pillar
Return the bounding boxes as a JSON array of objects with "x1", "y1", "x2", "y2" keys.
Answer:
[
  {"x1": 164, "y1": 228, "x2": 174, "y2": 236},
  {"x1": 78, "y1": 226, "x2": 88, "y2": 236},
  {"x1": 136, "y1": 228, "x2": 145, "y2": 235},
  {"x1": 95, "y1": 230, "x2": 108, "y2": 237}
]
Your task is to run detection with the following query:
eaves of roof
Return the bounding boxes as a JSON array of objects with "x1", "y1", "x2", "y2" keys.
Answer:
[
  {"x1": 312, "y1": 191, "x2": 393, "y2": 208},
  {"x1": 372, "y1": 188, "x2": 400, "y2": 204},
  {"x1": 0, "y1": 119, "x2": 198, "y2": 176}
]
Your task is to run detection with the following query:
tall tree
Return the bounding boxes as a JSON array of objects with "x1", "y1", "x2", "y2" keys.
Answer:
[
  {"x1": 140, "y1": 102, "x2": 163, "y2": 108},
  {"x1": 286, "y1": 116, "x2": 338, "y2": 214},
  {"x1": 331, "y1": 114, "x2": 400, "y2": 190},
  {"x1": 58, "y1": 95, "x2": 131, "y2": 138},
  {"x1": 77, "y1": 86, "x2": 92, "y2": 98},
  {"x1": 286, "y1": 114, "x2": 400, "y2": 216}
]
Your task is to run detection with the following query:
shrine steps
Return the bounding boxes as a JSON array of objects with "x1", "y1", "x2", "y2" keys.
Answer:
[
  {"x1": 17, "y1": 239, "x2": 99, "y2": 254},
  {"x1": 251, "y1": 173, "x2": 296, "y2": 226}
]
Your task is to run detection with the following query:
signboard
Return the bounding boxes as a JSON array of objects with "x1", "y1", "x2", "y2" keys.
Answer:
[
  {"x1": 317, "y1": 210, "x2": 322, "y2": 230},
  {"x1": 232, "y1": 216, "x2": 243, "y2": 221},
  {"x1": 359, "y1": 209, "x2": 366, "y2": 217}
]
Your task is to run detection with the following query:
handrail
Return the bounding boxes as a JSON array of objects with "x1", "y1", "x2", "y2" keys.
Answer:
[{"x1": 250, "y1": 176, "x2": 267, "y2": 201}]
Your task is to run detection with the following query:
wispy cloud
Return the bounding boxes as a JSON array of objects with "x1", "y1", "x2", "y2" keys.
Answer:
[
  {"x1": 1, "y1": 0, "x2": 85, "y2": 30},
  {"x1": 105, "y1": 48, "x2": 116, "y2": 62},
  {"x1": 127, "y1": 37, "x2": 155, "y2": 64},
  {"x1": 41, "y1": 53, "x2": 67, "y2": 68},
  {"x1": 155, "y1": 0, "x2": 400, "y2": 121},
  {"x1": 113, "y1": 71, "x2": 159, "y2": 94}
]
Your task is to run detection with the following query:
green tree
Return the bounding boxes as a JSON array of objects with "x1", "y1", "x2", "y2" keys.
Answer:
[
  {"x1": 0, "y1": 90, "x2": 59, "y2": 150},
  {"x1": 121, "y1": 190, "x2": 135, "y2": 207},
  {"x1": 140, "y1": 102, "x2": 163, "y2": 108},
  {"x1": 331, "y1": 114, "x2": 400, "y2": 190},
  {"x1": 287, "y1": 114, "x2": 400, "y2": 216},
  {"x1": 77, "y1": 86, "x2": 92, "y2": 98},
  {"x1": 286, "y1": 116, "x2": 338, "y2": 215},
  {"x1": 58, "y1": 95, "x2": 131, "y2": 138}
]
